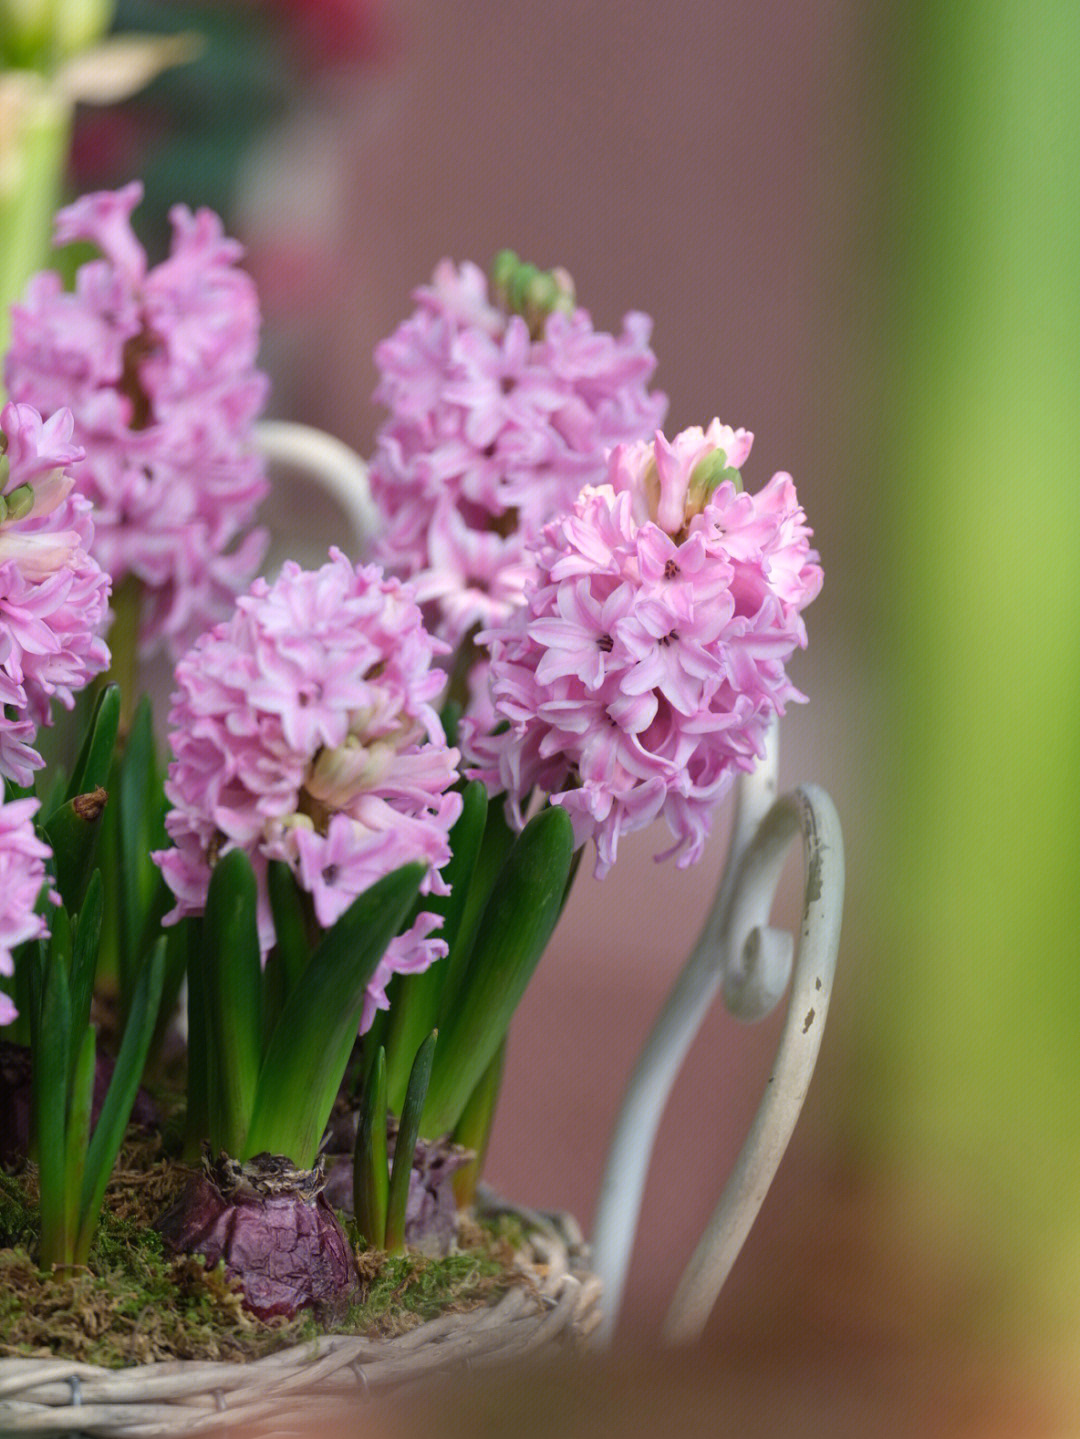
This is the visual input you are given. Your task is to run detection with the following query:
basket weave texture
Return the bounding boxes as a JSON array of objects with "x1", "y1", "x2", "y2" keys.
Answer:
[{"x1": 0, "y1": 1214, "x2": 601, "y2": 1437}]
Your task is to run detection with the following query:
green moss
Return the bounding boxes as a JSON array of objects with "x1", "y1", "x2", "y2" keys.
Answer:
[{"x1": 0, "y1": 1155, "x2": 526, "y2": 1367}]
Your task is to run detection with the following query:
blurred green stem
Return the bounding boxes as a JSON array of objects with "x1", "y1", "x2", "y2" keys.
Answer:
[
  {"x1": 105, "y1": 574, "x2": 142, "y2": 738},
  {"x1": 0, "y1": 78, "x2": 70, "y2": 379}
]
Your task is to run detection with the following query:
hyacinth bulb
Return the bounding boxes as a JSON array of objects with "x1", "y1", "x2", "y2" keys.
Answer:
[{"x1": 156, "y1": 1152, "x2": 357, "y2": 1321}]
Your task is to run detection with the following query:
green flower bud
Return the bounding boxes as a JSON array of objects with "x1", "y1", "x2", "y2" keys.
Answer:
[
  {"x1": 0, "y1": 0, "x2": 115, "y2": 66},
  {"x1": 490, "y1": 248, "x2": 520, "y2": 304},
  {"x1": 685, "y1": 449, "x2": 742, "y2": 520},
  {"x1": 490, "y1": 250, "x2": 576, "y2": 338},
  {"x1": 53, "y1": 0, "x2": 116, "y2": 58},
  {"x1": 4, "y1": 483, "x2": 35, "y2": 521}
]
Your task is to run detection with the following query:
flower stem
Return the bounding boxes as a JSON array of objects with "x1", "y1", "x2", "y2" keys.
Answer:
[
  {"x1": 105, "y1": 574, "x2": 143, "y2": 738},
  {"x1": 0, "y1": 82, "x2": 72, "y2": 385}
]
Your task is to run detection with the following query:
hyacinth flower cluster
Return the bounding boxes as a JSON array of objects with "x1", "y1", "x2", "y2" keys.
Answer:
[
  {"x1": 467, "y1": 420, "x2": 824, "y2": 876},
  {"x1": 369, "y1": 250, "x2": 667, "y2": 715},
  {"x1": 5, "y1": 183, "x2": 268, "y2": 660},
  {"x1": 155, "y1": 548, "x2": 463, "y2": 1034},
  {"x1": 0, "y1": 400, "x2": 111, "y2": 786}
]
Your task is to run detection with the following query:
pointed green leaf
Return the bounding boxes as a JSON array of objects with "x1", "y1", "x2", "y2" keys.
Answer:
[
  {"x1": 263, "y1": 860, "x2": 312, "y2": 1046},
  {"x1": 77, "y1": 937, "x2": 165, "y2": 1264},
  {"x1": 201, "y1": 849, "x2": 263, "y2": 1157},
  {"x1": 43, "y1": 788, "x2": 109, "y2": 914},
  {"x1": 115, "y1": 696, "x2": 169, "y2": 1002},
  {"x1": 386, "y1": 1030, "x2": 437, "y2": 1252},
  {"x1": 68, "y1": 874, "x2": 103, "y2": 1080},
  {"x1": 64, "y1": 683, "x2": 120, "y2": 802},
  {"x1": 436, "y1": 794, "x2": 517, "y2": 1022},
  {"x1": 62, "y1": 1027, "x2": 96, "y2": 1260},
  {"x1": 182, "y1": 918, "x2": 209, "y2": 1163},
  {"x1": 38, "y1": 765, "x2": 68, "y2": 822},
  {"x1": 353, "y1": 1046, "x2": 388, "y2": 1249},
  {"x1": 148, "y1": 916, "x2": 193, "y2": 1072},
  {"x1": 383, "y1": 782, "x2": 489, "y2": 1111},
  {"x1": 33, "y1": 922, "x2": 73, "y2": 1269},
  {"x1": 422, "y1": 805, "x2": 574, "y2": 1137},
  {"x1": 359, "y1": 1000, "x2": 392, "y2": 1098},
  {"x1": 451, "y1": 1037, "x2": 506, "y2": 1209},
  {"x1": 243, "y1": 863, "x2": 425, "y2": 1167}
]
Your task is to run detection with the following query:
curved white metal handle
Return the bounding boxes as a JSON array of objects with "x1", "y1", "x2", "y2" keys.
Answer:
[
  {"x1": 256, "y1": 419, "x2": 379, "y2": 551},
  {"x1": 590, "y1": 728, "x2": 844, "y2": 1346},
  {"x1": 662, "y1": 782, "x2": 843, "y2": 1342}
]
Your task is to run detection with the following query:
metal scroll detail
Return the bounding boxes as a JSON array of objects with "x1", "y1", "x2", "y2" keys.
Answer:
[{"x1": 590, "y1": 724, "x2": 845, "y2": 1345}]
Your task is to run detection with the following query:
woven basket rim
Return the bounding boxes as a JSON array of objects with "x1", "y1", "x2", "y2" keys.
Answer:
[{"x1": 0, "y1": 1199, "x2": 601, "y2": 1437}]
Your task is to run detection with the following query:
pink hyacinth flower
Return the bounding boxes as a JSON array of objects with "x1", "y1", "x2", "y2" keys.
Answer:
[
  {"x1": 468, "y1": 420, "x2": 823, "y2": 876},
  {"x1": 0, "y1": 402, "x2": 111, "y2": 787},
  {"x1": 368, "y1": 258, "x2": 667, "y2": 675},
  {"x1": 0, "y1": 796, "x2": 54, "y2": 1025},
  {"x1": 154, "y1": 550, "x2": 462, "y2": 1032},
  {"x1": 6, "y1": 183, "x2": 269, "y2": 657}
]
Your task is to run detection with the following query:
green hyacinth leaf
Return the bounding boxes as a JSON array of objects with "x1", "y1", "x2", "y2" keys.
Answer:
[
  {"x1": 182, "y1": 917, "x2": 209, "y2": 1163},
  {"x1": 115, "y1": 696, "x2": 170, "y2": 998},
  {"x1": 201, "y1": 848, "x2": 264, "y2": 1158},
  {"x1": 383, "y1": 782, "x2": 488, "y2": 1112},
  {"x1": 263, "y1": 860, "x2": 312, "y2": 1046},
  {"x1": 68, "y1": 873, "x2": 103, "y2": 1077},
  {"x1": 244, "y1": 862, "x2": 426, "y2": 1168},
  {"x1": 451, "y1": 1037, "x2": 506, "y2": 1210},
  {"x1": 148, "y1": 914, "x2": 194, "y2": 1070},
  {"x1": 422, "y1": 804, "x2": 574, "y2": 1138},
  {"x1": 435, "y1": 794, "x2": 517, "y2": 1024},
  {"x1": 385, "y1": 1030, "x2": 437, "y2": 1253},
  {"x1": 77, "y1": 936, "x2": 165, "y2": 1266},
  {"x1": 32, "y1": 923, "x2": 73, "y2": 1269},
  {"x1": 353, "y1": 1045, "x2": 389, "y2": 1250},
  {"x1": 62, "y1": 1026, "x2": 96, "y2": 1264},
  {"x1": 63, "y1": 683, "x2": 120, "y2": 803},
  {"x1": 43, "y1": 788, "x2": 109, "y2": 915}
]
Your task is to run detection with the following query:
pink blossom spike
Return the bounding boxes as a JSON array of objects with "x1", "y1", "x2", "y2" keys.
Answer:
[
  {"x1": 154, "y1": 552, "x2": 462, "y2": 1031},
  {"x1": 467, "y1": 421, "x2": 822, "y2": 876},
  {"x1": 0, "y1": 402, "x2": 111, "y2": 785},
  {"x1": 368, "y1": 256, "x2": 666, "y2": 706},
  {"x1": 0, "y1": 796, "x2": 54, "y2": 1022},
  {"x1": 6, "y1": 185, "x2": 269, "y2": 658}
]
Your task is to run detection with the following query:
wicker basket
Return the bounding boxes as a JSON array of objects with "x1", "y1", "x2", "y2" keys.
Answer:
[{"x1": 0, "y1": 1207, "x2": 600, "y2": 1437}]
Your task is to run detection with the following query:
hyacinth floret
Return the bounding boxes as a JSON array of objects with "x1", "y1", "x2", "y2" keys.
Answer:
[
  {"x1": 154, "y1": 550, "x2": 463, "y2": 1032},
  {"x1": 468, "y1": 420, "x2": 823, "y2": 876},
  {"x1": 5, "y1": 182, "x2": 269, "y2": 656},
  {"x1": 0, "y1": 796, "x2": 54, "y2": 1026},
  {"x1": 0, "y1": 401, "x2": 111, "y2": 786},
  {"x1": 368, "y1": 257, "x2": 667, "y2": 676}
]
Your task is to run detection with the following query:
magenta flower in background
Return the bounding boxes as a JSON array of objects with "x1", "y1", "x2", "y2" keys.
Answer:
[
  {"x1": 0, "y1": 402, "x2": 111, "y2": 787},
  {"x1": 467, "y1": 420, "x2": 823, "y2": 876},
  {"x1": 368, "y1": 257, "x2": 667, "y2": 703},
  {"x1": 0, "y1": 797, "x2": 54, "y2": 1026},
  {"x1": 154, "y1": 550, "x2": 462, "y2": 1032},
  {"x1": 5, "y1": 183, "x2": 269, "y2": 657}
]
